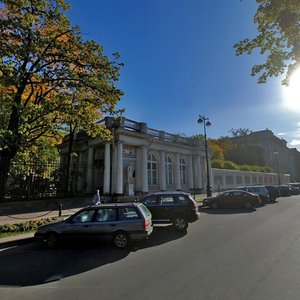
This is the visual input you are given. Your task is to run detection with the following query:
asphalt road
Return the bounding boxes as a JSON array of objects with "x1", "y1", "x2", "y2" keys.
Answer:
[{"x1": 1, "y1": 196, "x2": 300, "y2": 300}]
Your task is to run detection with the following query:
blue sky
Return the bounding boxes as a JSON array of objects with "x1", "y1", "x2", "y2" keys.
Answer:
[{"x1": 66, "y1": 0, "x2": 300, "y2": 149}]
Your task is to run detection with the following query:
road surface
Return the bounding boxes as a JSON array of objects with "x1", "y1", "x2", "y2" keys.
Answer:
[{"x1": 1, "y1": 196, "x2": 300, "y2": 300}]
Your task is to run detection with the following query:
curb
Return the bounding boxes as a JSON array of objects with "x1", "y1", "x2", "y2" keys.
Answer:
[{"x1": 0, "y1": 234, "x2": 35, "y2": 249}]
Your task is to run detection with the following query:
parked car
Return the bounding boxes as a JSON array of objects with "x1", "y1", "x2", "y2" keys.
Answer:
[
  {"x1": 203, "y1": 190, "x2": 260, "y2": 209},
  {"x1": 236, "y1": 186, "x2": 269, "y2": 203},
  {"x1": 278, "y1": 185, "x2": 291, "y2": 197},
  {"x1": 264, "y1": 185, "x2": 280, "y2": 202},
  {"x1": 35, "y1": 203, "x2": 153, "y2": 249},
  {"x1": 139, "y1": 191, "x2": 200, "y2": 231},
  {"x1": 290, "y1": 185, "x2": 300, "y2": 195}
]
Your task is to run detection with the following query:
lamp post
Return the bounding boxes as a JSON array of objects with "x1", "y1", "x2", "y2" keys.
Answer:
[
  {"x1": 198, "y1": 115, "x2": 212, "y2": 197},
  {"x1": 274, "y1": 152, "x2": 281, "y2": 185}
]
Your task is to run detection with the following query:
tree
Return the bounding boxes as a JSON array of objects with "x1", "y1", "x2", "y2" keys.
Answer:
[
  {"x1": 234, "y1": 0, "x2": 300, "y2": 84},
  {"x1": 0, "y1": 0, "x2": 123, "y2": 197},
  {"x1": 208, "y1": 139, "x2": 225, "y2": 160}
]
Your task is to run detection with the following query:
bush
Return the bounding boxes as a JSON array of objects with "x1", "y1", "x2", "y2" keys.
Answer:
[
  {"x1": 223, "y1": 160, "x2": 239, "y2": 170},
  {"x1": 0, "y1": 217, "x2": 61, "y2": 234},
  {"x1": 240, "y1": 164, "x2": 252, "y2": 171},
  {"x1": 211, "y1": 159, "x2": 224, "y2": 169}
]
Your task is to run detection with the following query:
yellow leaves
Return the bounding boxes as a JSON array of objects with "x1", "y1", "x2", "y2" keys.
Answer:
[
  {"x1": 0, "y1": 85, "x2": 17, "y2": 94},
  {"x1": 37, "y1": 23, "x2": 69, "y2": 44},
  {"x1": 57, "y1": 34, "x2": 69, "y2": 43}
]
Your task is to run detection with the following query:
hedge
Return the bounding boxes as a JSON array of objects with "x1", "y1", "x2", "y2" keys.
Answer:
[{"x1": 0, "y1": 217, "x2": 62, "y2": 234}]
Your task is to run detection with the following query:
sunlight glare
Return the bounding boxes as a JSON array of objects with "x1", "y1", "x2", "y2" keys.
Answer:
[{"x1": 282, "y1": 67, "x2": 300, "y2": 112}]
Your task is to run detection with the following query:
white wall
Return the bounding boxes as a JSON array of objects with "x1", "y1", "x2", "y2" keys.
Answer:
[{"x1": 212, "y1": 168, "x2": 290, "y2": 191}]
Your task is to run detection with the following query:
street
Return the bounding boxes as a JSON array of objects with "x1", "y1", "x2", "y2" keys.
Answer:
[{"x1": 1, "y1": 196, "x2": 300, "y2": 300}]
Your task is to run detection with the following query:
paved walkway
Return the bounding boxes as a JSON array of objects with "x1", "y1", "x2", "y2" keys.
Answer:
[{"x1": 0, "y1": 206, "x2": 83, "y2": 225}]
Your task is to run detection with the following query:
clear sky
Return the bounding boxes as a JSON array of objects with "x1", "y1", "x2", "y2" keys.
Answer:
[{"x1": 66, "y1": 0, "x2": 300, "y2": 150}]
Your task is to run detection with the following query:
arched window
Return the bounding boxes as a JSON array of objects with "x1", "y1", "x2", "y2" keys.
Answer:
[
  {"x1": 148, "y1": 153, "x2": 158, "y2": 185},
  {"x1": 165, "y1": 156, "x2": 173, "y2": 185},
  {"x1": 180, "y1": 158, "x2": 187, "y2": 185}
]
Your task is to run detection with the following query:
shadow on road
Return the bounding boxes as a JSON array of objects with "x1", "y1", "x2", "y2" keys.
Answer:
[
  {"x1": 199, "y1": 207, "x2": 257, "y2": 214},
  {"x1": 0, "y1": 226, "x2": 186, "y2": 287}
]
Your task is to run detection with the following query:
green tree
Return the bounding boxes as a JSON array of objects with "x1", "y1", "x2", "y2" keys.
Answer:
[
  {"x1": 234, "y1": 0, "x2": 300, "y2": 84},
  {"x1": 0, "y1": 0, "x2": 123, "y2": 197}
]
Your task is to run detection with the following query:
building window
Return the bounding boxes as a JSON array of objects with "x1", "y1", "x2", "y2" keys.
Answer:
[
  {"x1": 180, "y1": 158, "x2": 187, "y2": 185},
  {"x1": 165, "y1": 156, "x2": 173, "y2": 185},
  {"x1": 236, "y1": 176, "x2": 243, "y2": 185},
  {"x1": 214, "y1": 175, "x2": 223, "y2": 185},
  {"x1": 148, "y1": 153, "x2": 158, "y2": 185},
  {"x1": 225, "y1": 176, "x2": 234, "y2": 185}
]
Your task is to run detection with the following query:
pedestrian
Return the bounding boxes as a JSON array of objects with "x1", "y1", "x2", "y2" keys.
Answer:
[{"x1": 92, "y1": 189, "x2": 101, "y2": 205}]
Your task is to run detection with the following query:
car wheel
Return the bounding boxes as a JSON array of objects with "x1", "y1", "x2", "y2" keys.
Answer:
[
  {"x1": 173, "y1": 217, "x2": 188, "y2": 231},
  {"x1": 244, "y1": 201, "x2": 253, "y2": 209},
  {"x1": 211, "y1": 202, "x2": 218, "y2": 209},
  {"x1": 113, "y1": 231, "x2": 129, "y2": 249},
  {"x1": 45, "y1": 232, "x2": 58, "y2": 248}
]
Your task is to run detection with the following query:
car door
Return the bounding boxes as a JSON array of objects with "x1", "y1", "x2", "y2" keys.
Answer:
[
  {"x1": 117, "y1": 206, "x2": 143, "y2": 232},
  {"x1": 231, "y1": 191, "x2": 244, "y2": 207},
  {"x1": 91, "y1": 207, "x2": 118, "y2": 241},
  {"x1": 62, "y1": 209, "x2": 96, "y2": 240},
  {"x1": 218, "y1": 192, "x2": 231, "y2": 207},
  {"x1": 158, "y1": 195, "x2": 175, "y2": 222}
]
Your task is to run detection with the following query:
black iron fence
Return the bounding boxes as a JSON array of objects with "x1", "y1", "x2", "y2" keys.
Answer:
[
  {"x1": 4, "y1": 160, "x2": 101, "y2": 200},
  {"x1": 5, "y1": 161, "x2": 63, "y2": 200}
]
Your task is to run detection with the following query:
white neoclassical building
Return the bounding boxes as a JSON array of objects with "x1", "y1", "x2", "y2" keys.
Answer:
[{"x1": 58, "y1": 117, "x2": 211, "y2": 195}]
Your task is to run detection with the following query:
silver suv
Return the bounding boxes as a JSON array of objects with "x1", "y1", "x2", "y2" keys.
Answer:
[{"x1": 35, "y1": 203, "x2": 153, "y2": 249}]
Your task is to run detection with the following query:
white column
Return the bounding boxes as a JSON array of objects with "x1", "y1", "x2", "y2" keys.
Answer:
[
  {"x1": 222, "y1": 174, "x2": 226, "y2": 188},
  {"x1": 196, "y1": 155, "x2": 202, "y2": 189},
  {"x1": 103, "y1": 143, "x2": 111, "y2": 194},
  {"x1": 87, "y1": 147, "x2": 94, "y2": 192},
  {"x1": 116, "y1": 142, "x2": 123, "y2": 194},
  {"x1": 160, "y1": 151, "x2": 166, "y2": 191},
  {"x1": 141, "y1": 145, "x2": 148, "y2": 193},
  {"x1": 77, "y1": 152, "x2": 83, "y2": 191},
  {"x1": 188, "y1": 155, "x2": 194, "y2": 190},
  {"x1": 233, "y1": 173, "x2": 237, "y2": 187},
  {"x1": 175, "y1": 153, "x2": 181, "y2": 190}
]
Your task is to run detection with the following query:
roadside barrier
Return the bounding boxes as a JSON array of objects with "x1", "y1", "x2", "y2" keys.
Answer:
[
  {"x1": 6, "y1": 208, "x2": 57, "y2": 220},
  {"x1": 3, "y1": 202, "x2": 82, "y2": 222}
]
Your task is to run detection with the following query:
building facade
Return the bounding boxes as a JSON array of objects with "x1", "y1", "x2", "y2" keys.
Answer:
[
  {"x1": 231, "y1": 129, "x2": 300, "y2": 182},
  {"x1": 58, "y1": 117, "x2": 211, "y2": 195}
]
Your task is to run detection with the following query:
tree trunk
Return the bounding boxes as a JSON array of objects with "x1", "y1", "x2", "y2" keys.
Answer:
[
  {"x1": 0, "y1": 150, "x2": 16, "y2": 200},
  {"x1": 65, "y1": 126, "x2": 75, "y2": 193}
]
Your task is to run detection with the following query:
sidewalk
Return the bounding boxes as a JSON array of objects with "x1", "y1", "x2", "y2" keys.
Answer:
[{"x1": 0, "y1": 207, "x2": 82, "y2": 226}]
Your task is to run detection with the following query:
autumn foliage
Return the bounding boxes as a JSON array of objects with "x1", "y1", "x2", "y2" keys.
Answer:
[{"x1": 0, "y1": 0, "x2": 124, "y2": 196}]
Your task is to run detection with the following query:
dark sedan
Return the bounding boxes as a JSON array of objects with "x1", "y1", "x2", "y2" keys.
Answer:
[{"x1": 203, "y1": 190, "x2": 261, "y2": 209}]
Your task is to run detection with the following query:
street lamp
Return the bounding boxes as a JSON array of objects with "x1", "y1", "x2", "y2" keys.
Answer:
[
  {"x1": 198, "y1": 115, "x2": 212, "y2": 197},
  {"x1": 273, "y1": 152, "x2": 281, "y2": 185}
]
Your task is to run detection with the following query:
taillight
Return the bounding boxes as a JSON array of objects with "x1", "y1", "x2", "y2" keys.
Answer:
[
  {"x1": 192, "y1": 201, "x2": 198, "y2": 210},
  {"x1": 144, "y1": 219, "x2": 150, "y2": 228}
]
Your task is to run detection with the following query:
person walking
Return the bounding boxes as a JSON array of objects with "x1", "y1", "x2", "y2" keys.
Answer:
[{"x1": 92, "y1": 189, "x2": 101, "y2": 205}]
